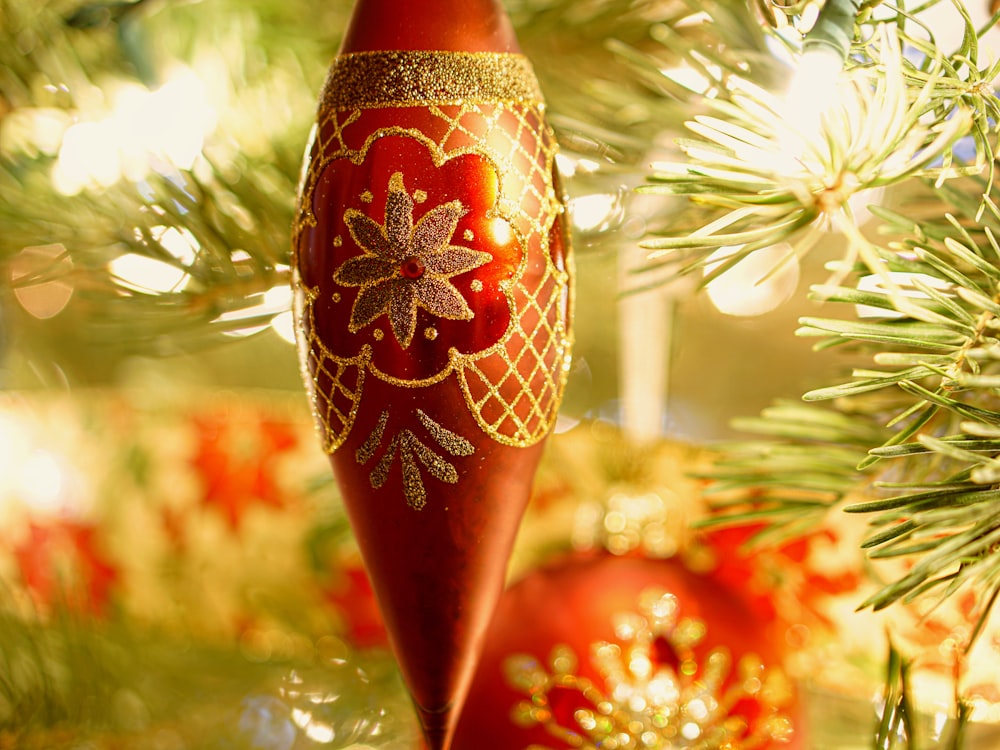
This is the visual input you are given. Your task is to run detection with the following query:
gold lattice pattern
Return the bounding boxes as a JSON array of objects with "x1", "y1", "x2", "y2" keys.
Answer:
[
  {"x1": 445, "y1": 104, "x2": 571, "y2": 445},
  {"x1": 293, "y1": 98, "x2": 571, "y2": 452},
  {"x1": 504, "y1": 588, "x2": 795, "y2": 750},
  {"x1": 294, "y1": 285, "x2": 369, "y2": 453}
]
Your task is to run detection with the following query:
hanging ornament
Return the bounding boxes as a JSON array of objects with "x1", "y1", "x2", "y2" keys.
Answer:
[
  {"x1": 453, "y1": 552, "x2": 801, "y2": 750},
  {"x1": 291, "y1": 1, "x2": 573, "y2": 748}
]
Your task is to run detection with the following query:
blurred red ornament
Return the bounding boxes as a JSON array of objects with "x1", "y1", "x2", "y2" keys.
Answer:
[
  {"x1": 189, "y1": 411, "x2": 300, "y2": 531},
  {"x1": 291, "y1": 1, "x2": 572, "y2": 748},
  {"x1": 703, "y1": 524, "x2": 863, "y2": 631},
  {"x1": 453, "y1": 552, "x2": 802, "y2": 750},
  {"x1": 13, "y1": 521, "x2": 120, "y2": 617},
  {"x1": 321, "y1": 563, "x2": 387, "y2": 650}
]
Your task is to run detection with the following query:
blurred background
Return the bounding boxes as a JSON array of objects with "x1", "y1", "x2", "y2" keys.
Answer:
[{"x1": 5, "y1": 0, "x2": 1000, "y2": 748}]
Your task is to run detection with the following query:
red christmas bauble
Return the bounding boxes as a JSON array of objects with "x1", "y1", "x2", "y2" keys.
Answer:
[
  {"x1": 321, "y1": 562, "x2": 387, "y2": 650},
  {"x1": 292, "y1": 1, "x2": 572, "y2": 748},
  {"x1": 453, "y1": 552, "x2": 802, "y2": 750}
]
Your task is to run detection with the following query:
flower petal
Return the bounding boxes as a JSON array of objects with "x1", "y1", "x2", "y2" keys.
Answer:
[
  {"x1": 350, "y1": 279, "x2": 395, "y2": 332},
  {"x1": 422, "y1": 245, "x2": 492, "y2": 276},
  {"x1": 412, "y1": 277, "x2": 474, "y2": 321},
  {"x1": 385, "y1": 172, "x2": 414, "y2": 257},
  {"x1": 412, "y1": 200, "x2": 466, "y2": 255},
  {"x1": 345, "y1": 209, "x2": 391, "y2": 258},
  {"x1": 334, "y1": 256, "x2": 396, "y2": 287},
  {"x1": 389, "y1": 281, "x2": 418, "y2": 347}
]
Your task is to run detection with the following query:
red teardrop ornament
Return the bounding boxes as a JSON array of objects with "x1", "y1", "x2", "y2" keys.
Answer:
[{"x1": 292, "y1": 2, "x2": 573, "y2": 748}]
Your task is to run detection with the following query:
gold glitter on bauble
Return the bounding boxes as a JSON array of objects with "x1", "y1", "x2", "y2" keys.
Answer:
[{"x1": 454, "y1": 553, "x2": 801, "y2": 750}]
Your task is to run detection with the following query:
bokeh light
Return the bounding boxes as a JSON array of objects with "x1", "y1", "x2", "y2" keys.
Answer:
[
  {"x1": 52, "y1": 67, "x2": 216, "y2": 195},
  {"x1": 704, "y1": 243, "x2": 800, "y2": 317},
  {"x1": 10, "y1": 244, "x2": 74, "y2": 319},
  {"x1": 570, "y1": 193, "x2": 618, "y2": 232}
]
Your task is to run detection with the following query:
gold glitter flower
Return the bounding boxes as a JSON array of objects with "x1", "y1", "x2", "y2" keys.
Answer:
[
  {"x1": 334, "y1": 171, "x2": 492, "y2": 348},
  {"x1": 505, "y1": 588, "x2": 795, "y2": 749}
]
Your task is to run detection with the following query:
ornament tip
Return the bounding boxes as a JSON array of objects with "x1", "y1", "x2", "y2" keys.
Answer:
[
  {"x1": 338, "y1": 0, "x2": 520, "y2": 54},
  {"x1": 416, "y1": 702, "x2": 458, "y2": 750}
]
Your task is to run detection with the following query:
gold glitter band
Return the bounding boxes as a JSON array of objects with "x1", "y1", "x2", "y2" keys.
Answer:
[{"x1": 321, "y1": 51, "x2": 544, "y2": 110}]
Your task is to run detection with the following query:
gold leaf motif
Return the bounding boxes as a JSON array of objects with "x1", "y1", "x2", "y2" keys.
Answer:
[
  {"x1": 356, "y1": 409, "x2": 476, "y2": 510},
  {"x1": 355, "y1": 410, "x2": 388, "y2": 465},
  {"x1": 416, "y1": 408, "x2": 475, "y2": 457}
]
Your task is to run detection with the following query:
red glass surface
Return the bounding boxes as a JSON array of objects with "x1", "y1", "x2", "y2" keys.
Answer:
[{"x1": 339, "y1": 0, "x2": 520, "y2": 54}]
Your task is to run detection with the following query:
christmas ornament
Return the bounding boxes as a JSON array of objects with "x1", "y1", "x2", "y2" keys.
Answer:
[
  {"x1": 291, "y1": 1, "x2": 573, "y2": 748},
  {"x1": 320, "y1": 556, "x2": 388, "y2": 649},
  {"x1": 453, "y1": 552, "x2": 800, "y2": 750}
]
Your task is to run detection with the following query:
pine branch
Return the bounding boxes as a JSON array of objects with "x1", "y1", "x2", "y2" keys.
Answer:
[
  {"x1": 874, "y1": 639, "x2": 972, "y2": 749},
  {"x1": 622, "y1": 1, "x2": 1000, "y2": 633},
  {"x1": 695, "y1": 399, "x2": 886, "y2": 544},
  {"x1": 634, "y1": 1, "x2": 993, "y2": 285},
  {"x1": 700, "y1": 174, "x2": 1000, "y2": 624},
  {"x1": 0, "y1": 0, "x2": 343, "y2": 358}
]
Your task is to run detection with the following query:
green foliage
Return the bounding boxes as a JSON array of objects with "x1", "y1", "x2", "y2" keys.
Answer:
[
  {"x1": 636, "y1": 0, "x2": 995, "y2": 284},
  {"x1": 0, "y1": 602, "x2": 409, "y2": 748},
  {"x1": 875, "y1": 641, "x2": 972, "y2": 749},
  {"x1": 630, "y1": 0, "x2": 1000, "y2": 623},
  {"x1": 696, "y1": 400, "x2": 884, "y2": 543},
  {"x1": 0, "y1": 0, "x2": 346, "y2": 367},
  {"x1": 753, "y1": 192, "x2": 1000, "y2": 613}
]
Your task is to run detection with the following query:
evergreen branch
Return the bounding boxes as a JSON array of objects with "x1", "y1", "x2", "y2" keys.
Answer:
[
  {"x1": 636, "y1": 2, "x2": 985, "y2": 289},
  {"x1": 795, "y1": 213, "x2": 1000, "y2": 606},
  {"x1": 696, "y1": 87, "x2": 1000, "y2": 630},
  {"x1": 0, "y1": 0, "x2": 353, "y2": 366},
  {"x1": 695, "y1": 400, "x2": 884, "y2": 542},
  {"x1": 874, "y1": 641, "x2": 917, "y2": 750},
  {"x1": 873, "y1": 638, "x2": 972, "y2": 750},
  {"x1": 602, "y1": 3, "x2": 1000, "y2": 651}
]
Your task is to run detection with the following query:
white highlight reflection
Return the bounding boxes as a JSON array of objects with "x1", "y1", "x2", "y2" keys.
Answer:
[
  {"x1": 10, "y1": 244, "x2": 74, "y2": 319},
  {"x1": 53, "y1": 67, "x2": 216, "y2": 195},
  {"x1": 570, "y1": 193, "x2": 617, "y2": 232},
  {"x1": 705, "y1": 243, "x2": 800, "y2": 317}
]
